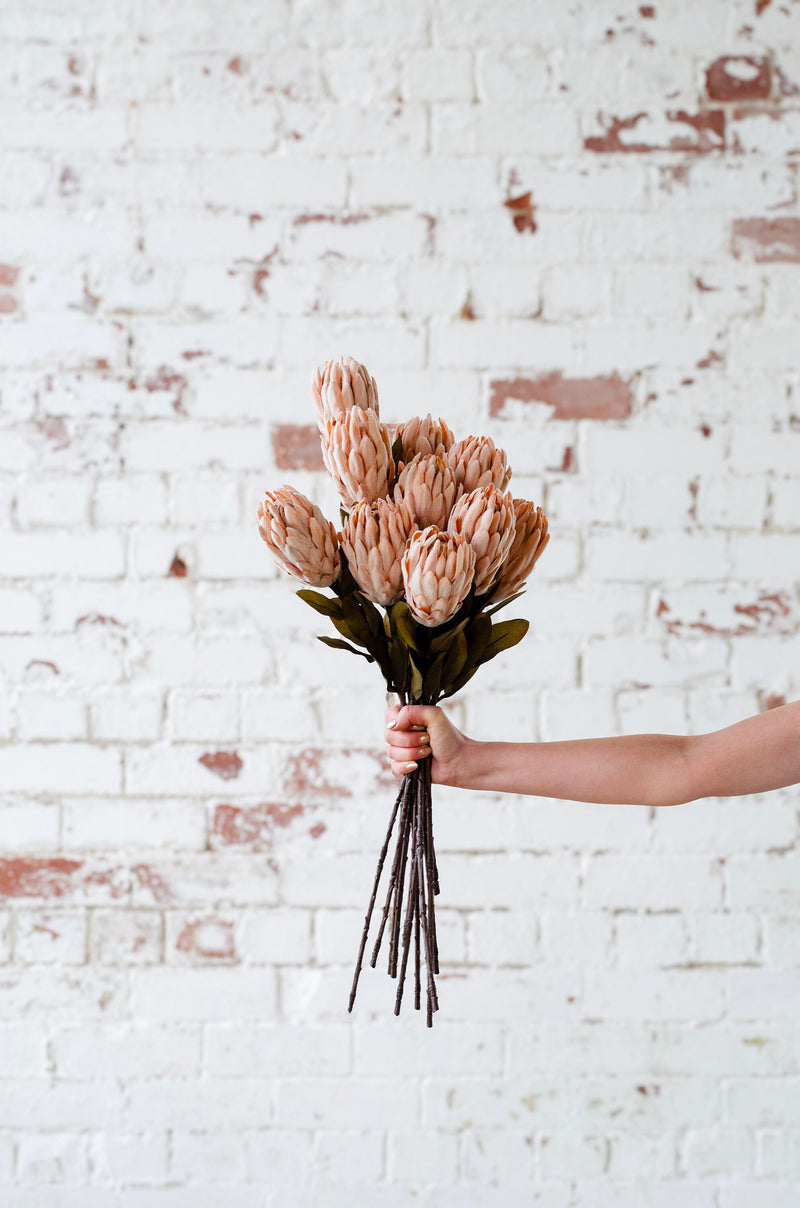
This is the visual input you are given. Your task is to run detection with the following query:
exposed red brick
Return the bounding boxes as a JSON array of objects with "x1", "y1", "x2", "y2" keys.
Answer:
[
  {"x1": 697, "y1": 349, "x2": 724, "y2": 369},
  {"x1": 37, "y1": 416, "x2": 70, "y2": 450},
  {"x1": 212, "y1": 802, "x2": 306, "y2": 850},
  {"x1": 181, "y1": 350, "x2": 206, "y2": 361},
  {"x1": 272, "y1": 424, "x2": 325, "y2": 471},
  {"x1": 176, "y1": 918, "x2": 236, "y2": 961},
  {"x1": 0, "y1": 265, "x2": 19, "y2": 287},
  {"x1": 0, "y1": 295, "x2": 17, "y2": 314},
  {"x1": 504, "y1": 191, "x2": 537, "y2": 234},
  {"x1": 76, "y1": 613, "x2": 124, "y2": 628},
  {"x1": 459, "y1": 294, "x2": 476, "y2": 320},
  {"x1": 699, "y1": 423, "x2": 712, "y2": 437},
  {"x1": 639, "y1": 4, "x2": 655, "y2": 15},
  {"x1": 695, "y1": 276, "x2": 716, "y2": 292},
  {"x1": 199, "y1": 751, "x2": 243, "y2": 780},
  {"x1": 227, "y1": 56, "x2": 245, "y2": 74},
  {"x1": 59, "y1": 165, "x2": 80, "y2": 196},
  {"x1": 585, "y1": 109, "x2": 725, "y2": 153},
  {"x1": 0, "y1": 858, "x2": 82, "y2": 898},
  {"x1": 776, "y1": 66, "x2": 800, "y2": 99},
  {"x1": 732, "y1": 217, "x2": 800, "y2": 264},
  {"x1": 762, "y1": 692, "x2": 786, "y2": 710},
  {"x1": 26, "y1": 659, "x2": 59, "y2": 675},
  {"x1": 132, "y1": 864, "x2": 173, "y2": 904},
  {"x1": 282, "y1": 749, "x2": 352, "y2": 799},
  {"x1": 706, "y1": 56, "x2": 771, "y2": 102},
  {"x1": 309, "y1": 822, "x2": 326, "y2": 839},
  {"x1": 658, "y1": 590, "x2": 794, "y2": 638},
  {"x1": 755, "y1": 0, "x2": 772, "y2": 13},
  {"x1": 169, "y1": 553, "x2": 188, "y2": 578},
  {"x1": 136, "y1": 369, "x2": 188, "y2": 414},
  {"x1": 489, "y1": 374, "x2": 633, "y2": 420},
  {"x1": 687, "y1": 478, "x2": 699, "y2": 521},
  {"x1": 547, "y1": 445, "x2": 575, "y2": 474},
  {"x1": 293, "y1": 212, "x2": 372, "y2": 226}
]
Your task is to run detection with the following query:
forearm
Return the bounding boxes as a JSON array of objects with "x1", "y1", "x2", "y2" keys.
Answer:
[{"x1": 456, "y1": 733, "x2": 694, "y2": 807}]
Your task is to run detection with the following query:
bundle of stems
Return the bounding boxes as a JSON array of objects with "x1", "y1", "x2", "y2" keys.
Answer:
[{"x1": 348, "y1": 697, "x2": 441, "y2": 1026}]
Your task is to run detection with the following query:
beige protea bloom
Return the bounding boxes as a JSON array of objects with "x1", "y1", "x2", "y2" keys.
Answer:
[
  {"x1": 447, "y1": 434, "x2": 511, "y2": 495},
  {"x1": 401, "y1": 526, "x2": 476, "y2": 628},
  {"x1": 393, "y1": 453, "x2": 460, "y2": 531},
  {"x1": 312, "y1": 355, "x2": 379, "y2": 433},
  {"x1": 394, "y1": 413, "x2": 456, "y2": 466},
  {"x1": 321, "y1": 408, "x2": 394, "y2": 509},
  {"x1": 447, "y1": 485, "x2": 517, "y2": 596},
  {"x1": 490, "y1": 500, "x2": 550, "y2": 602},
  {"x1": 257, "y1": 485, "x2": 340, "y2": 587},
  {"x1": 341, "y1": 498, "x2": 417, "y2": 607}
]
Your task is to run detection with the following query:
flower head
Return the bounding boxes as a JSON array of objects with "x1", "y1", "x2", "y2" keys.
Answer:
[
  {"x1": 447, "y1": 485, "x2": 516, "y2": 595},
  {"x1": 321, "y1": 408, "x2": 394, "y2": 508},
  {"x1": 490, "y1": 500, "x2": 550, "y2": 602},
  {"x1": 393, "y1": 453, "x2": 459, "y2": 531},
  {"x1": 341, "y1": 498, "x2": 417, "y2": 607},
  {"x1": 394, "y1": 414, "x2": 455, "y2": 466},
  {"x1": 401, "y1": 527, "x2": 476, "y2": 628},
  {"x1": 257, "y1": 486, "x2": 340, "y2": 587},
  {"x1": 312, "y1": 355, "x2": 379, "y2": 433},
  {"x1": 447, "y1": 434, "x2": 511, "y2": 495}
]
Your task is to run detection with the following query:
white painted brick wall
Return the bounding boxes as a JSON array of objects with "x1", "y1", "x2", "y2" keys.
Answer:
[{"x1": 0, "y1": 0, "x2": 798, "y2": 1202}]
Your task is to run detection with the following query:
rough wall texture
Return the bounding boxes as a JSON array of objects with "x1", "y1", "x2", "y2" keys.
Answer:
[{"x1": 1, "y1": 0, "x2": 799, "y2": 1204}]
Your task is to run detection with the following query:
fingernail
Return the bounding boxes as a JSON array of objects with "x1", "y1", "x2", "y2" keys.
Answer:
[
  {"x1": 387, "y1": 719, "x2": 397, "y2": 730},
  {"x1": 404, "y1": 761, "x2": 418, "y2": 772}
]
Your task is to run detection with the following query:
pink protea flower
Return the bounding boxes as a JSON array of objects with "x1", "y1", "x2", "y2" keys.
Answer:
[
  {"x1": 312, "y1": 355, "x2": 379, "y2": 433},
  {"x1": 393, "y1": 453, "x2": 460, "y2": 531},
  {"x1": 394, "y1": 414, "x2": 456, "y2": 466},
  {"x1": 447, "y1": 485, "x2": 517, "y2": 595},
  {"x1": 257, "y1": 486, "x2": 340, "y2": 587},
  {"x1": 446, "y1": 434, "x2": 511, "y2": 495},
  {"x1": 341, "y1": 498, "x2": 417, "y2": 607},
  {"x1": 401, "y1": 527, "x2": 476, "y2": 628},
  {"x1": 321, "y1": 408, "x2": 394, "y2": 509},
  {"x1": 490, "y1": 500, "x2": 550, "y2": 602}
]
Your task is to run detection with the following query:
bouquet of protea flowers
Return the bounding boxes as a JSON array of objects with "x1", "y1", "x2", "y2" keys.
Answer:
[{"x1": 257, "y1": 355, "x2": 549, "y2": 1026}]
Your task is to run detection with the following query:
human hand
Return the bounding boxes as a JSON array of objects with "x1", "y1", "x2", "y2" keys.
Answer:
[{"x1": 384, "y1": 703, "x2": 472, "y2": 787}]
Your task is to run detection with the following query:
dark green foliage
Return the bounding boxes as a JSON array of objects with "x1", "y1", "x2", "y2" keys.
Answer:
[{"x1": 298, "y1": 569, "x2": 531, "y2": 704}]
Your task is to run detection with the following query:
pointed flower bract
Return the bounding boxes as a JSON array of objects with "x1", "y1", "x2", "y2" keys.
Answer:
[
  {"x1": 401, "y1": 526, "x2": 476, "y2": 628},
  {"x1": 341, "y1": 498, "x2": 417, "y2": 607},
  {"x1": 257, "y1": 485, "x2": 340, "y2": 587}
]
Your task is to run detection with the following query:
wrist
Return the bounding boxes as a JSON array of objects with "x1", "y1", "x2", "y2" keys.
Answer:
[{"x1": 449, "y1": 738, "x2": 492, "y2": 790}]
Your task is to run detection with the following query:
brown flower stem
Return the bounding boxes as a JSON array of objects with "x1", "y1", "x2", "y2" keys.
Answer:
[
  {"x1": 387, "y1": 784, "x2": 413, "y2": 977},
  {"x1": 393, "y1": 845, "x2": 418, "y2": 1015},
  {"x1": 348, "y1": 776, "x2": 404, "y2": 1013},
  {"x1": 369, "y1": 773, "x2": 412, "y2": 970}
]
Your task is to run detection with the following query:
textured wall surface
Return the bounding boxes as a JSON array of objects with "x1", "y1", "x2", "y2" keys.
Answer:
[{"x1": 1, "y1": 0, "x2": 800, "y2": 1203}]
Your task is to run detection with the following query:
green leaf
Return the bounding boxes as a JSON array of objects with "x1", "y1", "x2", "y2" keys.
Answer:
[
  {"x1": 423, "y1": 650, "x2": 448, "y2": 702},
  {"x1": 317, "y1": 634, "x2": 374, "y2": 661},
  {"x1": 429, "y1": 615, "x2": 470, "y2": 653},
  {"x1": 484, "y1": 590, "x2": 526, "y2": 617},
  {"x1": 483, "y1": 617, "x2": 530, "y2": 662},
  {"x1": 465, "y1": 613, "x2": 493, "y2": 664},
  {"x1": 439, "y1": 615, "x2": 492, "y2": 699},
  {"x1": 441, "y1": 630, "x2": 469, "y2": 688},
  {"x1": 330, "y1": 614, "x2": 368, "y2": 646},
  {"x1": 297, "y1": 589, "x2": 343, "y2": 618},
  {"x1": 389, "y1": 601, "x2": 423, "y2": 654}
]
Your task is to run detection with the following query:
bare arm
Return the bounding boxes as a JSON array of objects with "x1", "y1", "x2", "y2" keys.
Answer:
[{"x1": 385, "y1": 699, "x2": 800, "y2": 807}]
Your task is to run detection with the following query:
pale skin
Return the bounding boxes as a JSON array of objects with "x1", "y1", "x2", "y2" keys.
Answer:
[{"x1": 384, "y1": 698, "x2": 800, "y2": 807}]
